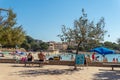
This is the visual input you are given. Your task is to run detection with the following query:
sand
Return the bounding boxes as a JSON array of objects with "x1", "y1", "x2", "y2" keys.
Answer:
[{"x1": 0, "y1": 63, "x2": 120, "y2": 80}]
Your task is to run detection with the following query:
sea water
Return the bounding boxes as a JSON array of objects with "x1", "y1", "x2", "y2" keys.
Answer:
[
  {"x1": 46, "y1": 53, "x2": 120, "y2": 62},
  {"x1": 88, "y1": 53, "x2": 120, "y2": 62}
]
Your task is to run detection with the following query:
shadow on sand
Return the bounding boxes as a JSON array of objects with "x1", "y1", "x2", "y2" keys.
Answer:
[
  {"x1": 10, "y1": 65, "x2": 81, "y2": 77},
  {"x1": 93, "y1": 69, "x2": 120, "y2": 80}
]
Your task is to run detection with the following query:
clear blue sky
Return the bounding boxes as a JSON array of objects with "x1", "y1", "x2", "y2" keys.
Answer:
[{"x1": 0, "y1": 0, "x2": 120, "y2": 42}]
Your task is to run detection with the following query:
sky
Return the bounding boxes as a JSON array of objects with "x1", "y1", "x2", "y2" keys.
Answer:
[{"x1": 0, "y1": 0, "x2": 120, "y2": 43}]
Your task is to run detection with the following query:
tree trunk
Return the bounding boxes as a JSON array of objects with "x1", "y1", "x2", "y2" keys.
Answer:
[{"x1": 74, "y1": 41, "x2": 81, "y2": 70}]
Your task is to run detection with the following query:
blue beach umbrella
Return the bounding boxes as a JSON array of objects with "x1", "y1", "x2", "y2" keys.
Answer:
[{"x1": 90, "y1": 47, "x2": 115, "y2": 55}]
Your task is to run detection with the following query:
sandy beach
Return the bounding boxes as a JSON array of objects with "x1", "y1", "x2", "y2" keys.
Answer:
[{"x1": 0, "y1": 63, "x2": 120, "y2": 80}]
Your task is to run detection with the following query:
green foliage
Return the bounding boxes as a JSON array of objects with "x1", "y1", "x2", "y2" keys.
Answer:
[
  {"x1": 40, "y1": 42, "x2": 49, "y2": 50},
  {"x1": 21, "y1": 35, "x2": 49, "y2": 51},
  {"x1": 58, "y1": 9, "x2": 107, "y2": 53},
  {"x1": 104, "y1": 41, "x2": 120, "y2": 50},
  {"x1": 0, "y1": 8, "x2": 25, "y2": 48},
  {"x1": 67, "y1": 45, "x2": 75, "y2": 50},
  {"x1": 104, "y1": 41, "x2": 113, "y2": 48}
]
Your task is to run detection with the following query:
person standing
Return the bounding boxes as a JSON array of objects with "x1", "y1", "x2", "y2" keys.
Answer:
[
  {"x1": 71, "y1": 55, "x2": 74, "y2": 61},
  {"x1": 92, "y1": 52, "x2": 96, "y2": 61},
  {"x1": 103, "y1": 55, "x2": 108, "y2": 62}
]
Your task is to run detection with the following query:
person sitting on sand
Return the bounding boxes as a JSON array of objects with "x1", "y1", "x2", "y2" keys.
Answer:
[{"x1": 38, "y1": 51, "x2": 46, "y2": 62}]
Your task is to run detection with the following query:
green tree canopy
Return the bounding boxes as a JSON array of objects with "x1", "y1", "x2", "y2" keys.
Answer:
[
  {"x1": 0, "y1": 8, "x2": 26, "y2": 48},
  {"x1": 21, "y1": 35, "x2": 49, "y2": 51},
  {"x1": 58, "y1": 9, "x2": 107, "y2": 54},
  {"x1": 58, "y1": 9, "x2": 107, "y2": 69}
]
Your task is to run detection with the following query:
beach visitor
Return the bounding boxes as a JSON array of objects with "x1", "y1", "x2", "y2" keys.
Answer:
[
  {"x1": 95, "y1": 56, "x2": 99, "y2": 62},
  {"x1": 59, "y1": 55, "x2": 62, "y2": 60},
  {"x1": 84, "y1": 54, "x2": 86, "y2": 65},
  {"x1": 71, "y1": 55, "x2": 75, "y2": 61},
  {"x1": 27, "y1": 53, "x2": 34, "y2": 61},
  {"x1": 38, "y1": 51, "x2": 46, "y2": 62},
  {"x1": 26, "y1": 53, "x2": 34, "y2": 66},
  {"x1": 112, "y1": 58, "x2": 115, "y2": 62},
  {"x1": 0, "y1": 53, "x2": 4, "y2": 57},
  {"x1": 92, "y1": 52, "x2": 96, "y2": 61},
  {"x1": 103, "y1": 55, "x2": 108, "y2": 62},
  {"x1": 116, "y1": 58, "x2": 118, "y2": 62},
  {"x1": 86, "y1": 55, "x2": 91, "y2": 63},
  {"x1": 21, "y1": 56, "x2": 27, "y2": 62}
]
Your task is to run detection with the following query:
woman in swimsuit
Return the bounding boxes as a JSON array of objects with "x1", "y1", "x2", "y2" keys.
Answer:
[{"x1": 27, "y1": 53, "x2": 34, "y2": 61}]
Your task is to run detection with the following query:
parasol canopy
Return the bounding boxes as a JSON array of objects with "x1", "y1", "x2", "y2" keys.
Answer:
[{"x1": 90, "y1": 47, "x2": 115, "y2": 55}]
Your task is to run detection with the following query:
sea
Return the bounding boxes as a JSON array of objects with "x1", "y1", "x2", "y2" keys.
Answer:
[{"x1": 46, "y1": 53, "x2": 120, "y2": 62}]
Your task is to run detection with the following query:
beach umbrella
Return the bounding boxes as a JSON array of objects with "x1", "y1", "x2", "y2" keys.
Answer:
[{"x1": 90, "y1": 47, "x2": 115, "y2": 55}]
